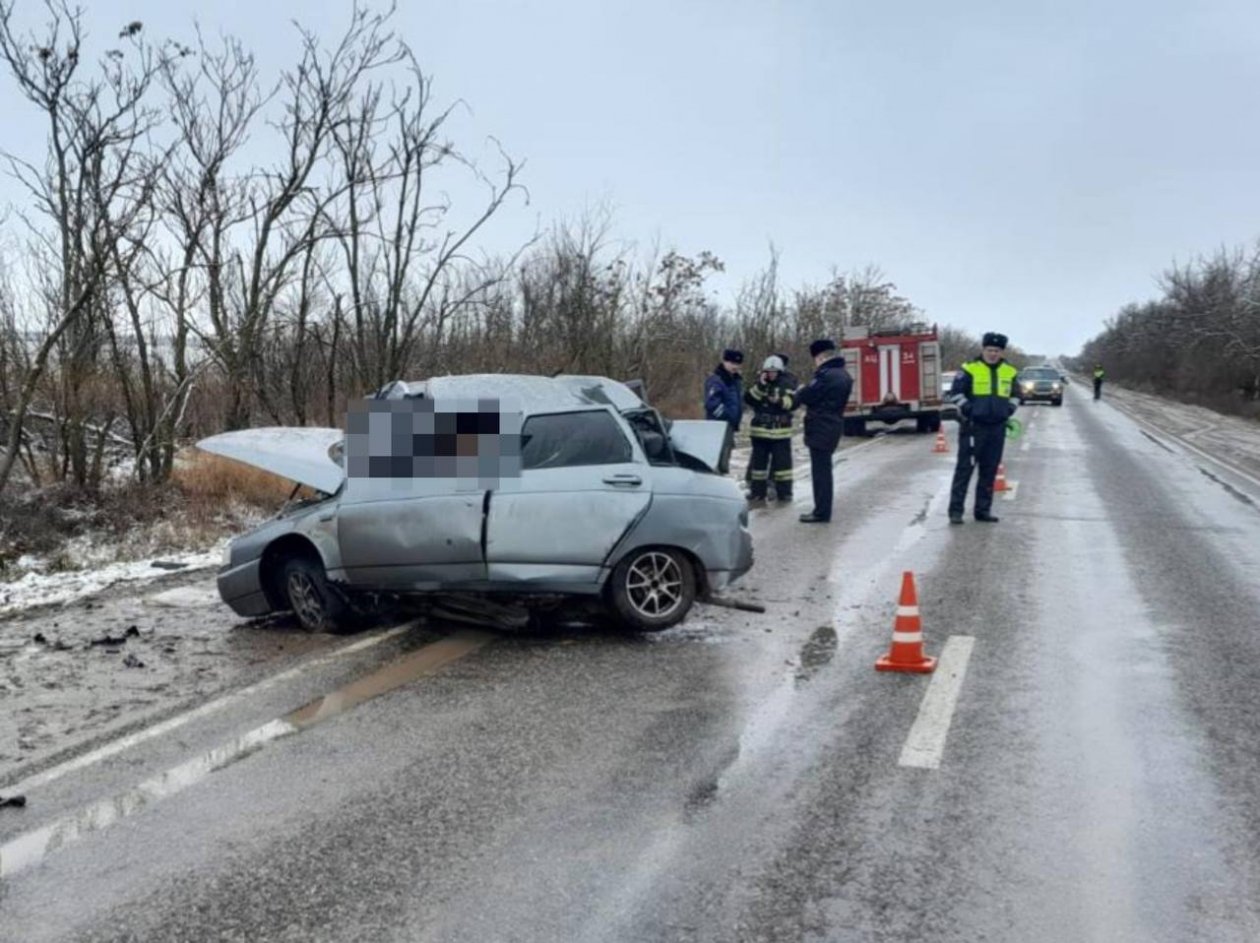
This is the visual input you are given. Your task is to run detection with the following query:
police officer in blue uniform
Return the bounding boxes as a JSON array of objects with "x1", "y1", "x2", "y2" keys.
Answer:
[
  {"x1": 795, "y1": 339, "x2": 854, "y2": 524},
  {"x1": 704, "y1": 348, "x2": 744, "y2": 474},
  {"x1": 947, "y1": 332, "x2": 1019, "y2": 524}
]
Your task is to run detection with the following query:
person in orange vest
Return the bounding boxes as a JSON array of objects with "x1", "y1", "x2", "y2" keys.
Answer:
[{"x1": 946, "y1": 332, "x2": 1019, "y2": 524}]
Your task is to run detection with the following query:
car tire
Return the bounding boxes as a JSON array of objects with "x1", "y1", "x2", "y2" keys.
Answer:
[
  {"x1": 1052, "y1": 398, "x2": 1063, "y2": 407},
  {"x1": 607, "y1": 547, "x2": 697, "y2": 632},
  {"x1": 280, "y1": 555, "x2": 354, "y2": 634},
  {"x1": 842, "y1": 418, "x2": 865, "y2": 437}
]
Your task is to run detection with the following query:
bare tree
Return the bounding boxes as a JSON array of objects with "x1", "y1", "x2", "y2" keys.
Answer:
[
  {"x1": 322, "y1": 42, "x2": 527, "y2": 390},
  {"x1": 0, "y1": 3, "x2": 174, "y2": 492}
]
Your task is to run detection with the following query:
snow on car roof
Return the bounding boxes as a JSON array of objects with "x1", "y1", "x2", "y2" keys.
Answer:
[{"x1": 383, "y1": 374, "x2": 646, "y2": 412}]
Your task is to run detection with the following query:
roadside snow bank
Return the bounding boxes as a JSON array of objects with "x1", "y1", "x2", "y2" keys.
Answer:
[{"x1": 0, "y1": 544, "x2": 223, "y2": 616}]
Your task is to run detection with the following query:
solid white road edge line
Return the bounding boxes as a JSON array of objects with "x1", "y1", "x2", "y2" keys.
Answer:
[
  {"x1": 0, "y1": 718, "x2": 298, "y2": 879},
  {"x1": 2, "y1": 624, "x2": 414, "y2": 797},
  {"x1": 1105, "y1": 395, "x2": 1260, "y2": 493},
  {"x1": 0, "y1": 628, "x2": 491, "y2": 880},
  {"x1": 898, "y1": 635, "x2": 976, "y2": 770}
]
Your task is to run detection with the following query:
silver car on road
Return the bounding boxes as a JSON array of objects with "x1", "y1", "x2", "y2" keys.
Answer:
[{"x1": 198, "y1": 375, "x2": 753, "y2": 633}]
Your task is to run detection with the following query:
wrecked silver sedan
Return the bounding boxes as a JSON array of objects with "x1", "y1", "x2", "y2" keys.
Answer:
[{"x1": 198, "y1": 375, "x2": 753, "y2": 633}]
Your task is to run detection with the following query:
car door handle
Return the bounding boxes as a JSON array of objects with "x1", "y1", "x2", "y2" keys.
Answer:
[{"x1": 603, "y1": 473, "x2": 642, "y2": 487}]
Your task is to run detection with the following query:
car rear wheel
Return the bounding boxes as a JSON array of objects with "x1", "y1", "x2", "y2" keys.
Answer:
[
  {"x1": 281, "y1": 556, "x2": 353, "y2": 634},
  {"x1": 608, "y1": 548, "x2": 696, "y2": 632}
]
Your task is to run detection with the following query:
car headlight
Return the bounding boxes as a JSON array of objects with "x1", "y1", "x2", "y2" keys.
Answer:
[
  {"x1": 1051, "y1": 383, "x2": 1061, "y2": 391},
  {"x1": 1022, "y1": 382, "x2": 1034, "y2": 390}
]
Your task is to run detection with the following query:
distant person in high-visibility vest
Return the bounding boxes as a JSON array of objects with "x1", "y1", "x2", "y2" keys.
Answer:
[
  {"x1": 1093, "y1": 364, "x2": 1105, "y2": 401},
  {"x1": 946, "y1": 333, "x2": 1020, "y2": 524},
  {"x1": 744, "y1": 355, "x2": 797, "y2": 508}
]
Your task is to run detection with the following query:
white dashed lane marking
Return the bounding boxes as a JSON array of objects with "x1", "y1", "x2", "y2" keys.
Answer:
[{"x1": 898, "y1": 635, "x2": 975, "y2": 770}]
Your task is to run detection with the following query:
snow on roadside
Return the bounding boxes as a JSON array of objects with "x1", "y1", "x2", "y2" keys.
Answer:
[
  {"x1": 0, "y1": 543, "x2": 224, "y2": 617},
  {"x1": 1097, "y1": 382, "x2": 1260, "y2": 476}
]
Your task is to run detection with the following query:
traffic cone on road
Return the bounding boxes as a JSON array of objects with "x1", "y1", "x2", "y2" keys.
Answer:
[
  {"x1": 932, "y1": 428, "x2": 949, "y2": 453},
  {"x1": 875, "y1": 571, "x2": 937, "y2": 674},
  {"x1": 994, "y1": 463, "x2": 1009, "y2": 493}
]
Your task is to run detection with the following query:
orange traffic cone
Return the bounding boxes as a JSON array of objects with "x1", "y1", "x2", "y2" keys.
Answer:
[
  {"x1": 994, "y1": 463, "x2": 1009, "y2": 493},
  {"x1": 932, "y1": 429, "x2": 949, "y2": 453},
  {"x1": 875, "y1": 571, "x2": 937, "y2": 674}
]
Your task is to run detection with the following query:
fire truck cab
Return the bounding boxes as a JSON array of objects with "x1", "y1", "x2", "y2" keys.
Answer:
[{"x1": 840, "y1": 324, "x2": 953, "y2": 436}]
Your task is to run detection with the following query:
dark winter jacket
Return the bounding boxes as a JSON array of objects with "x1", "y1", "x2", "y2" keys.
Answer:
[
  {"x1": 948, "y1": 359, "x2": 1019, "y2": 427},
  {"x1": 704, "y1": 365, "x2": 744, "y2": 430},
  {"x1": 744, "y1": 373, "x2": 797, "y2": 438},
  {"x1": 796, "y1": 355, "x2": 854, "y2": 452}
]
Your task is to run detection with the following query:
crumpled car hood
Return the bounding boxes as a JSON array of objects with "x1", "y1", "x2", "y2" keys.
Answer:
[
  {"x1": 666, "y1": 420, "x2": 727, "y2": 472},
  {"x1": 196, "y1": 427, "x2": 344, "y2": 494}
]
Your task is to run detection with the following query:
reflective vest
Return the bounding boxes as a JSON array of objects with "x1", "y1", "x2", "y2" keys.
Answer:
[
  {"x1": 1093, "y1": 368, "x2": 1105, "y2": 380},
  {"x1": 962, "y1": 361, "x2": 1017, "y2": 397},
  {"x1": 747, "y1": 379, "x2": 796, "y2": 439}
]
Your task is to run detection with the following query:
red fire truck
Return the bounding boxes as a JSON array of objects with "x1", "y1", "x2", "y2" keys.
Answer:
[{"x1": 840, "y1": 323, "x2": 953, "y2": 436}]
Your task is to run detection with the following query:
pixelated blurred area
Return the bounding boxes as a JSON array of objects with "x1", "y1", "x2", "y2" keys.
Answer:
[{"x1": 345, "y1": 398, "x2": 522, "y2": 488}]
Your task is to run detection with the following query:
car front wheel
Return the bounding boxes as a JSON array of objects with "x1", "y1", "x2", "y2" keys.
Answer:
[
  {"x1": 281, "y1": 556, "x2": 354, "y2": 633},
  {"x1": 608, "y1": 548, "x2": 696, "y2": 632}
]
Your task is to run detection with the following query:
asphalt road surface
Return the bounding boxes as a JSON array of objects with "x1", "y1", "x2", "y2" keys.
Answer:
[{"x1": 4, "y1": 389, "x2": 1260, "y2": 942}]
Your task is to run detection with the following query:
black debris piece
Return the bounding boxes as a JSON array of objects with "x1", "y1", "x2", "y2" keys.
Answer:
[
  {"x1": 124, "y1": 625, "x2": 140, "y2": 638},
  {"x1": 32, "y1": 632, "x2": 48, "y2": 645},
  {"x1": 90, "y1": 633, "x2": 127, "y2": 647},
  {"x1": 150, "y1": 561, "x2": 188, "y2": 571},
  {"x1": 0, "y1": 794, "x2": 27, "y2": 809},
  {"x1": 122, "y1": 653, "x2": 145, "y2": 669}
]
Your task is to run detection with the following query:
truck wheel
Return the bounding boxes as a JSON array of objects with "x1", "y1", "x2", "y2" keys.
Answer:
[
  {"x1": 281, "y1": 556, "x2": 354, "y2": 634},
  {"x1": 608, "y1": 547, "x2": 696, "y2": 632},
  {"x1": 843, "y1": 418, "x2": 866, "y2": 437}
]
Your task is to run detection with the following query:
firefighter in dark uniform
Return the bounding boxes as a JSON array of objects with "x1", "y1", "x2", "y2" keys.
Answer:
[
  {"x1": 744, "y1": 355, "x2": 797, "y2": 508},
  {"x1": 947, "y1": 332, "x2": 1019, "y2": 524},
  {"x1": 744, "y1": 351, "x2": 800, "y2": 493},
  {"x1": 796, "y1": 339, "x2": 854, "y2": 524}
]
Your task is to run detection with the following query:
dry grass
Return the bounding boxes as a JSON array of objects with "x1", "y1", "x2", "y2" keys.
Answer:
[
  {"x1": 0, "y1": 451, "x2": 297, "y2": 575},
  {"x1": 173, "y1": 449, "x2": 299, "y2": 508}
]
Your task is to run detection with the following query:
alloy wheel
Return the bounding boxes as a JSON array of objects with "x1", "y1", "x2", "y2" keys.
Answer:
[{"x1": 624, "y1": 552, "x2": 685, "y2": 619}]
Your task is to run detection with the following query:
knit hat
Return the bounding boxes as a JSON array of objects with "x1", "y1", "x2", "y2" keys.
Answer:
[{"x1": 809, "y1": 338, "x2": 836, "y2": 357}]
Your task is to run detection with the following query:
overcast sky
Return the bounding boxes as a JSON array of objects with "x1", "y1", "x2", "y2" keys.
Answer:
[{"x1": 3, "y1": 0, "x2": 1260, "y2": 356}]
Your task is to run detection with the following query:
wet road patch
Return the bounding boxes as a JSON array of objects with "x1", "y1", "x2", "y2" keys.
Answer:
[{"x1": 0, "y1": 629, "x2": 491, "y2": 879}]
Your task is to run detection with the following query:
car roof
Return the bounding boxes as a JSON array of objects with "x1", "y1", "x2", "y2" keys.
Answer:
[{"x1": 377, "y1": 374, "x2": 647, "y2": 413}]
